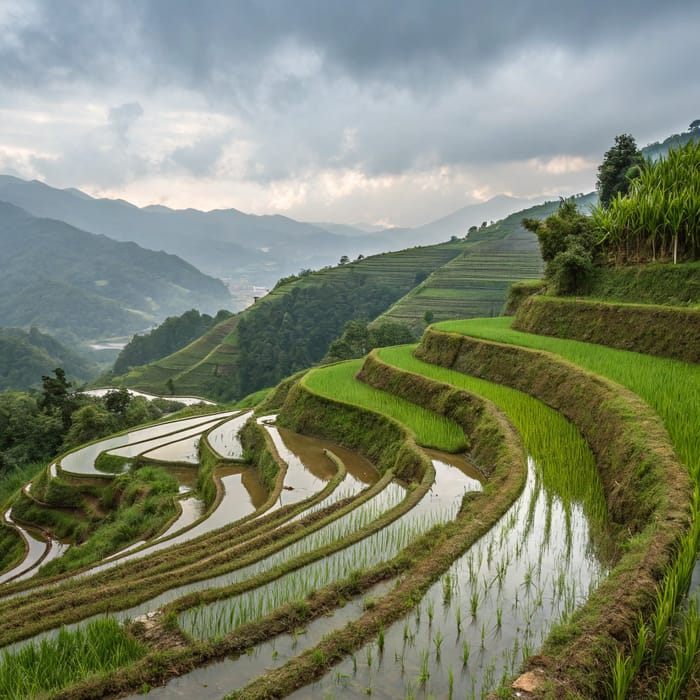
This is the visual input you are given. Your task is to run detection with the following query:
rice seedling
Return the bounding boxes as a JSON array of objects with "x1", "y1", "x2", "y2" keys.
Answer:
[
  {"x1": 178, "y1": 491, "x2": 461, "y2": 639},
  {"x1": 462, "y1": 641, "x2": 471, "y2": 666},
  {"x1": 0, "y1": 618, "x2": 145, "y2": 699},
  {"x1": 433, "y1": 628, "x2": 444, "y2": 660},
  {"x1": 656, "y1": 599, "x2": 700, "y2": 699},
  {"x1": 418, "y1": 648, "x2": 430, "y2": 685},
  {"x1": 304, "y1": 360, "x2": 468, "y2": 452}
]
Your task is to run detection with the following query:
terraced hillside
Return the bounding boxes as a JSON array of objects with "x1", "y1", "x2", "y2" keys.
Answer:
[
  {"x1": 378, "y1": 195, "x2": 595, "y2": 331},
  {"x1": 114, "y1": 240, "x2": 468, "y2": 400},
  {"x1": 114, "y1": 198, "x2": 604, "y2": 402},
  {"x1": 0, "y1": 297, "x2": 696, "y2": 699}
]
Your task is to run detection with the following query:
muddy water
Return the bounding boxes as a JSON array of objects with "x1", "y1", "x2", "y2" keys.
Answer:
[
  {"x1": 123, "y1": 580, "x2": 396, "y2": 699},
  {"x1": 0, "y1": 509, "x2": 50, "y2": 583},
  {"x1": 177, "y1": 459, "x2": 480, "y2": 640},
  {"x1": 60, "y1": 413, "x2": 234, "y2": 476},
  {"x1": 153, "y1": 497, "x2": 204, "y2": 542},
  {"x1": 205, "y1": 411, "x2": 253, "y2": 460},
  {"x1": 264, "y1": 426, "x2": 330, "y2": 509},
  {"x1": 294, "y1": 455, "x2": 608, "y2": 700}
]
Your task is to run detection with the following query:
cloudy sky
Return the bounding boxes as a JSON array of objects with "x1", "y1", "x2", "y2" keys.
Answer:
[{"x1": 1, "y1": 0, "x2": 697, "y2": 227}]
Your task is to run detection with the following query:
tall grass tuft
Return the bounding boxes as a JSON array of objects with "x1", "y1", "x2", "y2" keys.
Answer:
[{"x1": 0, "y1": 618, "x2": 145, "y2": 699}]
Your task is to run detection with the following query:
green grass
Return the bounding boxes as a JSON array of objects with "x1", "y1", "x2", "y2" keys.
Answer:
[
  {"x1": 37, "y1": 466, "x2": 179, "y2": 576},
  {"x1": 375, "y1": 345, "x2": 607, "y2": 533},
  {"x1": 303, "y1": 360, "x2": 468, "y2": 452},
  {"x1": 435, "y1": 317, "x2": 700, "y2": 482},
  {"x1": 0, "y1": 525, "x2": 24, "y2": 574},
  {"x1": 435, "y1": 316, "x2": 700, "y2": 696},
  {"x1": 0, "y1": 618, "x2": 145, "y2": 699}
]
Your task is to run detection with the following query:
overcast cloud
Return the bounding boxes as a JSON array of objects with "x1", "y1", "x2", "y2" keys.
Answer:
[{"x1": 0, "y1": 0, "x2": 697, "y2": 226}]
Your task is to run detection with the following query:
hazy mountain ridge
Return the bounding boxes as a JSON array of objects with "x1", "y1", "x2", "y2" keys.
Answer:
[
  {"x1": 0, "y1": 176, "x2": 552, "y2": 284},
  {"x1": 0, "y1": 201, "x2": 231, "y2": 343}
]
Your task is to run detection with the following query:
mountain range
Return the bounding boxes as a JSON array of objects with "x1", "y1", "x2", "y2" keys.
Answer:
[
  {"x1": 0, "y1": 175, "x2": 541, "y2": 285},
  {"x1": 0, "y1": 201, "x2": 230, "y2": 344}
]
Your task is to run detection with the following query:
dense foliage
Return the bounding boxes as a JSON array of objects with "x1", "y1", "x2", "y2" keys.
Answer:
[
  {"x1": 0, "y1": 375, "x2": 174, "y2": 474},
  {"x1": 596, "y1": 133, "x2": 643, "y2": 208},
  {"x1": 324, "y1": 319, "x2": 416, "y2": 362},
  {"x1": 592, "y1": 139, "x2": 700, "y2": 264},
  {"x1": 522, "y1": 199, "x2": 596, "y2": 294},
  {"x1": 112, "y1": 308, "x2": 232, "y2": 375},
  {"x1": 0, "y1": 326, "x2": 97, "y2": 391},
  {"x1": 234, "y1": 276, "x2": 403, "y2": 397}
]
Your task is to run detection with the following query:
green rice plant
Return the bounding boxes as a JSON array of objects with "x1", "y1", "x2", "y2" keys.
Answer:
[
  {"x1": 179, "y1": 495, "x2": 460, "y2": 639},
  {"x1": 0, "y1": 618, "x2": 145, "y2": 699},
  {"x1": 434, "y1": 317, "x2": 700, "y2": 691},
  {"x1": 433, "y1": 627, "x2": 444, "y2": 660},
  {"x1": 304, "y1": 360, "x2": 467, "y2": 452},
  {"x1": 418, "y1": 648, "x2": 430, "y2": 685},
  {"x1": 376, "y1": 344, "x2": 608, "y2": 535},
  {"x1": 656, "y1": 599, "x2": 700, "y2": 699},
  {"x1": 462, "y1": 640, "x2": 471, "y2": 666}
]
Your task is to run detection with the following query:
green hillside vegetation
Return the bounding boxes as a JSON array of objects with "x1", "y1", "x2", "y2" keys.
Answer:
[
  {"x1": 641, "y1": 121, "x2": 699, "y2": 161},
  {"x1": 0, "y1": 201, "x2": 231, "y2": 343},
  {"x1": 111, "y1": 308, "x2": 232, "y2": 376},
  {"x1": 376, "y1": 196, "x2": 594, "y2": 331},
  {"x1": 114, "y1": 241, "x2": 467, "y2": 400},
  {"x1": 113, "y1": 200, "x2": 599, "y2": 401},
  {"x1": 592, "y1": 139, "x2": 700, "y2": 264},
  {"x1": 0, "y1": 327, "x2": 97, "y2": 391}
]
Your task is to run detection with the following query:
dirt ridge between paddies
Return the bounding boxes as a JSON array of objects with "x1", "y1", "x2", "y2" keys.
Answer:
[
  {"x1": 218, "y1": 361, "x2": 526, "y2": 699},
  {"x1": 0, "y1": 437, "x2": 352, "y2": 646},
  {"x1": 513, "y1": 294, "x2": 700, "y2": 364},
  {"x1": 416, "y1": 326, "x2": 692, "y2": 699},
  {"x1": 41, "y1": 369, "x2": 525, "y2": 699}
]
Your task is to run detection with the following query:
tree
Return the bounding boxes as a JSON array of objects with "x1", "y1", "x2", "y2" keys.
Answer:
[
  {"x1": 104, "y1": 388, "x2": 131, "y2": 415},
  {"x1": 339, "y1": 255, "x2": 350, "y2": 265},
  {"x1": 522, "y1": 199, "x2": 596, "y2": 294},
  {"x1": 40, "y1": 368, "x2": 75, "y2": 429},
  {"x1": 690, "y1": 119, "x2": 700, "y2": 133},
  {"x1": 423, "y1": 310, "x2": 434, "y2": 325},
  {"x1": 596, "y1": 133, "x2": 643, "y2": 208}
]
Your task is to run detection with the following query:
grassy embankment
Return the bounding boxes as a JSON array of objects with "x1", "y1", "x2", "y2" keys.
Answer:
[
  {"x1": 428, "y1": 317, "x2": 698, "y2": 697},
  {"x1": 513, "y1": 295, "x2": 700, "y2": 363}
]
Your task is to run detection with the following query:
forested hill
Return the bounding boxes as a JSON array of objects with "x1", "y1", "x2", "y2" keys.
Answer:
[
  {"x1": 0, "y1": 327, "x2": 97, "y2": 391},
  {"x1": 112, "y1": 241, "x2": 467, "y2": 400},
  {"x1": 112, "y1": 309, "x2": 232, "y2": 376},
  {"x1": 111, "y1": 201, "x2": 560, "y2": 401},
  {"x1": 0, "y1": 202, "x2": 231, "y2": 343}
]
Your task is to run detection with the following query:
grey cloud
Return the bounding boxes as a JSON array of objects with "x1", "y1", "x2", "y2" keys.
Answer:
[
  {"x1": 108, "y1": 102, "x2": 144, "y2": 144},
  {"x1": 168, "y1": 132, "x2": 231, "y2": 176},
  {"x1": 1, "y1": 0, "x2": 698, "y2": 222}
]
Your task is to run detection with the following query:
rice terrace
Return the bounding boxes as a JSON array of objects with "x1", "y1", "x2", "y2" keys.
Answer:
[
  {"x1": 0, "y1": 139, "x2": 699, "y2": 698},
  {"x1": 1, "y1": 19, "x2": 700, "y2": 699}
]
